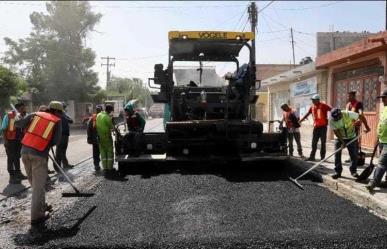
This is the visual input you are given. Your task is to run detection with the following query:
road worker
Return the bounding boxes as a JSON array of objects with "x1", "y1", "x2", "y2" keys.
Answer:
[
  {"x1": 299, "y1": 94, "x2": 332, "y2": 161},
  {"x1": 124, "y1": 101, "x2": 146, "y2": 157},
  {"x1": 345, "y1": 90, "x2": 364, "y2": 163},
  {"x1": 280, "y1": 103, "x2": 304, "y2": 158},
  {"x1": 15, "y1": 101, "x2": 62, "y2": 226},
  {"x1": 55, "y1": 102, "x2": 74, "y2": 171},
  {"x1": 96, "y1": 104, "x2": 115, "y2": 178},
  {"x1": 366, "y1": 90, "x2": 387, "y2": 192},
  {"x1": 329, "y1": 108, "x2": 370, "y2": 179},
  {"x1": 87, "y1": 105, "x2": 103, "y2": 171},
  {"x1": 1, "y1": 102, "x2": 28, "y2": 184}
]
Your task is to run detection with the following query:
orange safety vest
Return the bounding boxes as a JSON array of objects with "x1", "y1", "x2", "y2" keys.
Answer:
[
  {"x1": 21, "y1": 112, "x2": 61, "y2": 152},
  {"x1": 5, "y1": 111, "x2": 17, "y2": 140},
  {"x1": 311, "y1": 103, "x2": 330, "y2": 127},
  {"x1": 92, "y1": 114, "x2": 97, "y2": 129},
  {"x1": 283, "y1": 108, "x2": 296, "y2": 129}
]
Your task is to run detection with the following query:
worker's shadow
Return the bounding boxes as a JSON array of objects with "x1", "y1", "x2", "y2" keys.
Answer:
[
  {"x1": 13, "y1": 206, "x2": 97, "y2": 247},
  {"x1": 1, "y1": 183, "x2": 28, "y2": 200}
]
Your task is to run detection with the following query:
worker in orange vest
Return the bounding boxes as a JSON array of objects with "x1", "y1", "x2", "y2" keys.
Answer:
[
  {"x1": 280, "y1": 103, "x2": 304, "y2": 158},
  {"x1": 15, "y1": 101, "x2": 63, "y2": 227},
  {"x1": 1, "y1": 102, "x2": 28, "y2": 184},
  {"x1": 299, "y1": 94, "x2": 332, "y2": 161},
  {"x1": 87, "y1": 105, "x2": 103, "y2": 171}
]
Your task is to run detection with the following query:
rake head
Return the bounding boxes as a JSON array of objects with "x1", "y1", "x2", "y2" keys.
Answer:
[
  {"x1": 289, "y1": 177, "x2": 304, "y2": 190},
  {"x1": 62, "y1": 192, "x2": 95, "y2": 198}
]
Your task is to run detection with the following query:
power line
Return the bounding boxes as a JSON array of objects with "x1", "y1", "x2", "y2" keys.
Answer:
[
  {"x1": 0, "y1": 1, "x2": 246, "y2": 9},
  {"x1": 212, "y1": 8, "x2": 247, "y2": 29},
  {"x1": 233, "y1": 8, "x2": 248, "y2": 31},
  {"x1": 275, "y1": 1, "x2": 340, "y2": 11},
  {"x1": 115, "y1": 54, "x2": 168, "y2": 61},
  {"x1": 258, "y1": 1, "x2": 276, "y2": 14},
  {"x1": 242, "y1": 18, "x2": 250, "y2": 32}
]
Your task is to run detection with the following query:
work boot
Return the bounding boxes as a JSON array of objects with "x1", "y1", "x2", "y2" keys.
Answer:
[
  {"x1": 63, "y1": 164, "x2": 74, "y2": 170},
  {"x1": 31, "y1": 212, "x2": 51, "y2": 226},
  {"x1": 9, "y1": 175, "x2": 21, "y2": 184},
  {"x1": 331, "y1": 173, "x2": 341, "y2": 179},
  {"x1": 305, "y1": 157, "x2": 316, "y2": 162},
  {"x1": 365, "y1": 183, "x2": 375, "y2": 193},
  {"x1": 94, "y1": 164, "x2": 101, "y2": 171},
  {"x1": 16, "y1": 172, "x2": 28, "y2": 180},
  {"x1": 47, "y1": 169, "x2": 56, "y2": 174}
]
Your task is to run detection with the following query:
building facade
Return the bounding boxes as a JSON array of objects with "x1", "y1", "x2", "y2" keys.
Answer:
[
  {"x1": 255, "y1": 64, "x2": 295, "y2": 121},
  {"x1": 316, "y1": 31, "x2": 387, "y2": 148},
  {"x1": 261, "y1": 62, "x2": 327, "y2": 130}
]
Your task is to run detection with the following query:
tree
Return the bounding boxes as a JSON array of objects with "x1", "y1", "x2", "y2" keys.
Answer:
[
  {"x1": 0, "y1": 65, "x2": 26, "y2": 114},
  {"x1": 107, "y1": 77, "x2": 153, "y2": 109},
  {"x1": 3, "y1": 1, "x2": 102, "y2": 104}
]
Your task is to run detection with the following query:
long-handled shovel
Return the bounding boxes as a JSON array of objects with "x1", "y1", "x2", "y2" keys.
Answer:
[
  {"x1": 289, "y1": 132, "x2": 364, "y2": 190},
  {"x1": 48, "y1": 153, "x2": 94, "y2": 197},
  {"x1": 357, "y1": 142, "x2": 379, "y2": 181}
]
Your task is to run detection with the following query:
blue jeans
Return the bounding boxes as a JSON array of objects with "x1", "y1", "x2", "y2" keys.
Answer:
[
  {"x1": 334, "y1": 139, "x2": 358, "y2": 174},
  {"x1": 370, "y1": 144, "x2": 387, "y2": 186}
]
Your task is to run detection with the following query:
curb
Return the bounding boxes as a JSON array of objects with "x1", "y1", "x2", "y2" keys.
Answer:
[{"x1": 289, "y1": 158, "x2": 387, "y2": 220}]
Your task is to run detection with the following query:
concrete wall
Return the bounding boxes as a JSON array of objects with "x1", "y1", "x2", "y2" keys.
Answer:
[{"x1": 317, "y1": 32, "x2": 374, "y2": 56}]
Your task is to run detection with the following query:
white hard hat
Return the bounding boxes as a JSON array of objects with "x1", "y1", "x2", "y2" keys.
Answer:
[{"x1": 311, "y1": 94, "x2": 320, "y2": 100}]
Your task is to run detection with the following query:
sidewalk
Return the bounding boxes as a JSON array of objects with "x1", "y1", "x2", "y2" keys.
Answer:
[{"x1": 289, "y1": 133, "x2": 387, "y2": 219}]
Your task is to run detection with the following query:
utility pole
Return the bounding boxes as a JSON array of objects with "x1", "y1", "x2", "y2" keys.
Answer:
[
  {"x1": 248, "y1": 1, "x2": 258, "y2": 120},
  {"x1": 101, "y1": 56, "x2": 115, "y2": 90},
  {"x1": 290, "y1": 28, "x2": 296, "y2": 68},
  {"x1": 248, "y1": 1, "x2": 257, "y2": 64}
]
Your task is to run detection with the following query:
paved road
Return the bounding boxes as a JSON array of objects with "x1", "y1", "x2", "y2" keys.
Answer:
[{"x1": 11, "y1": 161, "x2": 387, "y2": 248}]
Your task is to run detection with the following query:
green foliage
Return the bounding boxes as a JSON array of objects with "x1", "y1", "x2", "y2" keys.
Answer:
[
  {"x1": 107, "y1": 77, "x2": 153, "y2": 109},
  {"x1": 3, "y1": 1, "x2": 102, "y2": 105},
  {"x1": 0, "y1": 65, "x2": 26, "y2": 112}
]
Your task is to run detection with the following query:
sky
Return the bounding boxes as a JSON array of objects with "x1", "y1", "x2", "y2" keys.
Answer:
[{"x1": 0, "y1": 1, "x2": 385, "y2": 89}]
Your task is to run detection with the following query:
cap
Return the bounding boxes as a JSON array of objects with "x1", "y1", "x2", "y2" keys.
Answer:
[
  {"x1": 377, "y1": 90, "x2": 387, "y2": 98},
  {"x1": 331, "y1": 108, "x2": 342, "y2": 119},
  {"x1": 348, "y1": 90, "x2": 357, "y2": 94},
  {"x1": 280, "y1": 102, "x2": 289, "y2": 108},
  {"x1": 311, "y1": 94, "x2": 320, "y2": 100},
  {"x1": 95, "y1": 105, "x2": 103, "y2": 111},
  {"x1": 48, "y1": 101, "x2": 64, "y2": 112}
]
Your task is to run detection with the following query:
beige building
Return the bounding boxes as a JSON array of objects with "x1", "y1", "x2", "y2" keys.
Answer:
[
  {"x1": 255, "y1": 64, "x2": 295, "y2": 121},
  {"x1": 261, "y1": 62, "x2": 327, "y2": 132}
]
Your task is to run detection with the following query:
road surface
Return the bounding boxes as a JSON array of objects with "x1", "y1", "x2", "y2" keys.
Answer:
[{"x1": 1, "y1": 119, "x2": 387, "y2": 248}]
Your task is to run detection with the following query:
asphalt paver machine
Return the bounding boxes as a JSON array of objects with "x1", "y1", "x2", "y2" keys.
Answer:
[{"x1": 115, "y1": 31, "x2": 287, "y2": 170}]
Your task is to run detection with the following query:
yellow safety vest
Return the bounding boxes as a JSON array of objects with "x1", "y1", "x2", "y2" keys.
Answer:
[
  {"x1": 335, "y1": 112, "x2": 356, "y2": 139},
  {"x1": 378, "y1": 106, "x2": 387, "y2": 143}
]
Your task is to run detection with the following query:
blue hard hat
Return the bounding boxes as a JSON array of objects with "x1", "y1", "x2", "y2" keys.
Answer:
[{"x1": 331, "y1": 108, "x2": 342, "y2": 119}]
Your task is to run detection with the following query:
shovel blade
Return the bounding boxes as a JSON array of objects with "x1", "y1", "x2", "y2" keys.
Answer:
[{"x1": 357, "y1": 164, "x2": 375, "y2": 181}]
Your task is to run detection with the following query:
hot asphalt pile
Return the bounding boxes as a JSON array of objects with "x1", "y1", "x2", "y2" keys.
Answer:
[{"x1": 13, "y1": 162, "x2": 387, "y2": 248}]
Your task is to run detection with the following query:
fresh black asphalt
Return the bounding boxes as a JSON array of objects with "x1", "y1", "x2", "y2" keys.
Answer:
[{"x1": 13, "y1": 162, "x2": 387, "y2": 248}]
